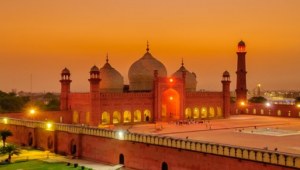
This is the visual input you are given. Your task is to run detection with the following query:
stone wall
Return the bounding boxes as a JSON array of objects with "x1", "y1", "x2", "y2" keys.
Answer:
[
  {"x1": 0, "y1": 118, "x2": 299, "y2": 170},
  {"x1": 232, "y1": 103, "x2": 300, "y2": 118}
]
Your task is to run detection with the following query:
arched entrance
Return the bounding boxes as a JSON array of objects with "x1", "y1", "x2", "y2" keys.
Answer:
[
  {"x1": 144, "y1": 109, "x2": 151, "y2": 122},
  {"x1": 47, "y1": 136, "x2": 53, "y2": 149},
  {"x1": 113, "y1": 111, "x2": 121, "y2": 124},
  {"x1": 134, "y1": 110, "x2": 142, "y2": 122},
  {"x1": 70, "y1": 139, "x2": 77, "y2": 155},
  {"x1": 162, "y1": 162, "x2": 168, "y2": 170},
  {"x1": 119, "y1": 154, "x2": 124, "y2": 164},
  {"x1": 102, "y1": 111, "x2": 110, "y2": 124},
  {"x1": 28, "y1": 132, "x2": 33, "y2": 146},
  {"x1": 161, "y1": 88, "x2": 180, "y2": 121}
]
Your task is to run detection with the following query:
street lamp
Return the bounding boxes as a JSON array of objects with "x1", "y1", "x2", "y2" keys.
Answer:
[
  {"x1": 3, "y1": 118, "x2": 8, "y2": 124},
  {"x1": 117, "y1": 130, "x2": 125, "y2": 140},
  {"x1": 46, "y1": 122, "x2": 53, "y2": 131},
  {"x1": 30, "y1": 109, "x2": 36, "y2": 114}
]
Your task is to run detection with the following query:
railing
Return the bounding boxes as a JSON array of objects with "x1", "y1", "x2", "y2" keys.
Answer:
[{"x1": 1, "y1": 117, "x2": 299, "y2": 168}]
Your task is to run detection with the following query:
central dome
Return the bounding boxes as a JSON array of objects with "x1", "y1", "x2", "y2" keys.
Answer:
[{"x1": 128, "y1": 45, "x2": 167, "y2": 91}]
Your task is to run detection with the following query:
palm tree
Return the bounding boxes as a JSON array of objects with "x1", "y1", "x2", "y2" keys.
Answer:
[
  {"x1": 0, "y1": 129, "x2": 13, "y2": 147},
  {"x1": 0, "y1": 144, "x2": 21, "y2": 163}
]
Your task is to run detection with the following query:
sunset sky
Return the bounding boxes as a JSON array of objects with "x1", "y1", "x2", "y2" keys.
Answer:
[{"x1": 1, "y1": 0, "x2": 300, "y2": 93}]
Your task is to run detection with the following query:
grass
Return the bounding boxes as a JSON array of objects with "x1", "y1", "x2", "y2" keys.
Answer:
[{"x1": 0, "y1": 160, "x2": 91, "y2": 170}]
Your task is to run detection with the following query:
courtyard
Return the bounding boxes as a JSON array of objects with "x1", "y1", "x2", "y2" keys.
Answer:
[{"x1": 116, "y1": 115, "x2": 300, "y2": 155}]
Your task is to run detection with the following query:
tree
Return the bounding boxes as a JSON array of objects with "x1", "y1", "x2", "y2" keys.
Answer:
[
  {"x1": 46, "y1": 98, "x2": 60, "y2": 111},
  {"x1": 0, "y1": 129, "x2": 13, "y2": 147},
  {"x1": 0, "y1": 144, "x2": 21, "y2": 163},
  {"x1": 248, "y1": 96, "x2": 267, "y2": 103},
  {"x1": 0, "y1": 91, "x2": 30, "y2": 113}
]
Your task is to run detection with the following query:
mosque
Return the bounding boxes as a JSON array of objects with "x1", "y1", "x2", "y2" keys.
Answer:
[{"x1": 59, "y1": 42, "x2": 245, "y2": 127}]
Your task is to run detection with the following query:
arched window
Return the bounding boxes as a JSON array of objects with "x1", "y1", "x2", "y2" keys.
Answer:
[
  {"x1": 260, "y1": 109, "x2": 264, "y2": 115},
  {"x1": 277, "y1": 110, "x2": 281, "y2": 116},
  {"x1": 123, "y1": 111, "x2": 131, "y2": 123},
  {"x1": 217, "y1": 107, "x2": 222, "y2": 117},
  {"x1": 113, "y1": 111, "x2": 121, "y2": 124},
  {"x1": 144, "y1": 110, "x2": 151, "y2": 122},
  {"x1": 201, "y1": 107, "x2": 207, "y2": 118},
  {"x1": 102, "y1": 112, "x2": 110, "y2": 124},
  {"x1": 193, "y1": 107, "x2": 200, "y2": 119},
  {"x1": 209, "y1": 107, "x2": 215, "y2": 118},
  {"x1": 85, "y1": 112, "x2": 90, "y2": 124},
  {"x1": 245, "y1": 108, "x2": 249, "y2": 114},
  {"x1": 185, "y1": 108, "x2": 192, "y2": 119},
  {"x1": 253, "y1": 109, "x2": 256, "y2": 114},
  {"x1": 73, "y1": 111, "x2": 79, "y2": 123},
  {"x1": 134, "y1": 110, "x2": 142, "y2": 122}
]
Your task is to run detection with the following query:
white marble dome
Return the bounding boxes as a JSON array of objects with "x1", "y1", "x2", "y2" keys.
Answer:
[
  {"x1": 128, "y1": 48, "x2": 167, "y2": 91},
  {"x1": 100, "y1": 58, "x2": 124, "y2": 93},
  {"x1": 172, "y1": 62, "x2": 197, "y2": 92}
]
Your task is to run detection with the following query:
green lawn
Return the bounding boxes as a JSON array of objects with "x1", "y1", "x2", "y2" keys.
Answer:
[{"x1": 0, "y1": 160, "x2": 91, "y2": 170}]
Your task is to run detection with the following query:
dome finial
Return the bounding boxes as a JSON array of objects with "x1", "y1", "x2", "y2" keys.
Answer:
[
  {"x1": 146, "y1": 41, "x2": 150, "y2": 52},
  {"x1": 106, "y1": 53, "x2": 109, "y2": 63},
  {"x1": 181, "y1": 58, "x2": 184, "y2": 66}
]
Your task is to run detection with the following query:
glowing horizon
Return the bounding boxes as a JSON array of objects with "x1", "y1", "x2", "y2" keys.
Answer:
[{"x1": 1, "y1": 0, "x2": 300, "y2": 92}]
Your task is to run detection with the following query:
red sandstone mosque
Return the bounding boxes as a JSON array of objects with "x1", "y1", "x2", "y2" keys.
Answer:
[
  {"x1": 2, "y1": 41, "x2": 300, "y2": 170},
  {"x1": 59, "y1": 41, "x2": 247, "y2": 127}
]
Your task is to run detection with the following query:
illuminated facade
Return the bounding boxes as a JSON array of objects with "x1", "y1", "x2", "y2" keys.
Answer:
[{"x1": 60, "y1": 43, "x2": 233, "y2": 126}]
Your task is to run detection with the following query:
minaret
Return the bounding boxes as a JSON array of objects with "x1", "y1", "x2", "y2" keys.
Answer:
[
  {"x1": 236, "y1": 40, "x2": 247, "y2": 104},
  {"x1": 60, "y1": 68, "x2": 72, "y2": 111},
  {"x1": 222, "y1": 71, "x2": 231, "y2": 118},
  {"x1": 89, "y1": 65, "x2": 101, "y2": 126}
]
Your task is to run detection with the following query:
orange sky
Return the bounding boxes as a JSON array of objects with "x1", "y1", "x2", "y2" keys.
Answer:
[{"x1": 1, "y1": 0, "x2": 300, "y2": 92}]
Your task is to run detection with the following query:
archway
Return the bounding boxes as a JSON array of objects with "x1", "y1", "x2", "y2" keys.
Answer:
[
  {"x1": 201, "y1": 107, "x2": 207, "y2": 118},
  {"x1": 208, "y1": 107, "x2": 215, "y2": 118},
  {"x1": 193, "y1": 107, "x2": 200, "y2": 119},
  {"x1": 47, "y1": 136, "x2": 53, "y2": 149},
  {"x1": 277, "y1": 110, "x2": 281, "y2": 116},
  {"x1": 185, "y1": 108, "x2": 192, "y2": 119},
  {"x1": 161, "y1": 88, "x2": 180, "y2": 121},
  {"x1": 70, "y1": 139, "x2": 77, "y2": 155},
  {"x1": 102, "y1": 112, "x2": 110, "y2": 124},
  {"x1": 113, "y1": 111, "x2": 121, "y2": 124},
  {"x1": 123, "y1": 111, "x2": 131, "y2": 123},
  {"x1": 73, "y1": 111, "x2": 79, "y2": 123},
  {"x1": 134, "y1": 110, "x2": 142, "y2": 122},
  {"x1": 162, "y1": 162, "x2": 168, "y2": 170},
  {"x1": 28, "y1": 132, "x2": 33, "y2": 146},
  {"x1": 119, "y1": 154, "x2": 124, "y2": 164},
  {"x1": 85, "y1": 112, "x2": 90, "y2": 124},
  {"x1": 217, "y1": 107, "x2": 222, "y2": 117},
  {"x1": 144, "y1": 109, "x2": 151, "y2": 122}
]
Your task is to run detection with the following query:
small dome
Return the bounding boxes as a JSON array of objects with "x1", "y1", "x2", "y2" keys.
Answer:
[
  {"x1": 223, "y1": 71, "x2": 230, "y2": 77},
  {"x1": 128, "y1": 44, "x2": 167, "y2": 91},
  {"x1": 238, "y1": 40, "x2": 246, "y2": 47},
  {"x1": 61, "y1": 67, "x2": 70, "y2": 74},
  {"x1": 90, "y1": 65, "x2": 99, "y2": 72},
  {"x1": 172, "y1": 61, "x2": 197, "y2": 92},
  {"x1": 100, "y1": 57, "x2": 124, "y2": 93}
]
